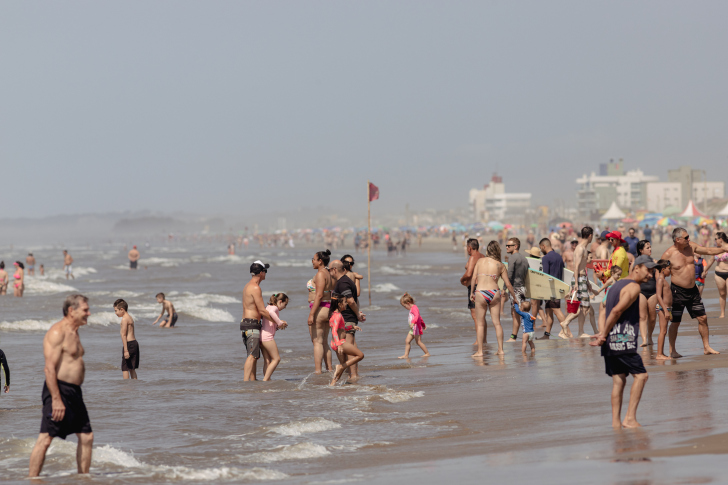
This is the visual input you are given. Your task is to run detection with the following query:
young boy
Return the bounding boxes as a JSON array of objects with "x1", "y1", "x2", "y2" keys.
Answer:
[
  {"x1": 655, "y1": 261, "x2": 675, "y2": 360},
  {"x1": 114, "y1": 299, "x2": 139, "y2": 379},
  {"x1": 152, "y1": 293, "x2": 178, "y2": 328},
  {"x1": 513, "y1": 300, "x2": 536, "y2": 354}
]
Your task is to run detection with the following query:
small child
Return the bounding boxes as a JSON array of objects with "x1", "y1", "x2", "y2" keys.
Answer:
[
  {"x1": 330, "y1": 298, "x2": 363, "y2": 385},
  {"x1": 655, "y1": 261, "x2": 675, "y2": 360},
  {"x1": 152, "y1": 293, "x2": 177, "y2": 328},
  {"x1": 695, "y1": 254, "x2": 707, "y2": 296},
  {"x1": 39, "y1": 264, "x2": 45, "y2": 276},
  {"x1": 114, "y1": 299, "x2": 139, "y2": 379},
  {"x1": 513, "y1": 300, "x2": 536, "y2": 353},
  {"x1": 260, "y1": 293, "x2": 289, "y2": 381},
  {"x1": 398, "y1": 293, "x2": 430, "y2": 358},
  {"x1": 592, "y1": 266, "x2": 623, "y2": 334}
]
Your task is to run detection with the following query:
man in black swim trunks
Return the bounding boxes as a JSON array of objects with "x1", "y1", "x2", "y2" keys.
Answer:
[
  {"x1": 460, "y1": 238, "x2": 485, "y2": 344},
  {"x1": 329, "y1": 260, "x2": 365, "y2": 380},
  {"x1": 660, "y1": 227, "x2": 727, "y2": 357},
  {"x1": 241, "y1": 260, "x2": 273, "y2": 381},
  {"x1": 590, "y1": 256, "x2": 656, "y2": 428},
  {"x1": 29, "y1": 294, "x2": 94, "y2": 477}
]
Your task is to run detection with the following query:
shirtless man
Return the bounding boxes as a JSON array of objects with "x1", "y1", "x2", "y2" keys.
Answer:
[
  {"x1": 29, "y1": 295, "x2": 93, "y2": 477},
  {"x1": 241, "y1": 261, "x2": 273, "y2": 381},
  {"x1": 562, "y1": 240, "x2": 577, "y2": 273},
  {"x1": 660, "y1": 227, "x2": 726, "y2": 356},
  {"x1": 63, "y1": 250, "x2": 74, "y2": 280},
  {"x1": 460, "y1": 238, "x2": 486, "y2": 344},
  {"x1": 128, "y1": 246, "x2": 140, "y2": 270},
  {"x1": 114, "y1": 299, "x2": 139, "y2": 379},
  {"x1": 26, "y1": 253, "x2": 36, "y2": 276},
  {"x1": 572, "y1": 227, "x2": 597, "y2": 337},
  {"x1": 152, "y1": 293, "x2": 178, "y2": 328},
  {"x1": 595, "y1": 232, "x2": 610, "y2": 260}
]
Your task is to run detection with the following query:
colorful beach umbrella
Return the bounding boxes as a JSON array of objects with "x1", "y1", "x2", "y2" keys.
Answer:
[{"x1": 657, "y1": 217, "x2": 678, "y2": 226}]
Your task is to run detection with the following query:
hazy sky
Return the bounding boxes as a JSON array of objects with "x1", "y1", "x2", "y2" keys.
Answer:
[{"x1": 2, "y1": 1, "x2": 727, "y2": 219}]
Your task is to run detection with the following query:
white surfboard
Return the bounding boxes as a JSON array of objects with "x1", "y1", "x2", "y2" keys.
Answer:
[
  {"x1": 525, "y1": 257, "x2": 573, "y2": 287},
  {"x1": 502, "y1": 260, "x2": 571, "y2": 300}
]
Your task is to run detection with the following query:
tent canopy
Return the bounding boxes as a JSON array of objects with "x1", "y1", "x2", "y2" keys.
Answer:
[
  {"x1": 678, "y1": 200, "x2": 707, "y2": 219},
  {"x1": 601, "y1": 201, "x2": 626, "y2": 220},
  {"x1": 718, "y1": 202, "x2": 728, "y2": 217}
]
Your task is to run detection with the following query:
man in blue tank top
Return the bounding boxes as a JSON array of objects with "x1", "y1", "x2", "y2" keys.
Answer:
[{"x1": 590, "y1": 255, "x2": 657, "y2": 428}]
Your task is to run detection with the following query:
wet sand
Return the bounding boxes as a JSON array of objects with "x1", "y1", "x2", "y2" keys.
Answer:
[{"x1": 2, "y1": 240, "x2": 728, "y2": 484}]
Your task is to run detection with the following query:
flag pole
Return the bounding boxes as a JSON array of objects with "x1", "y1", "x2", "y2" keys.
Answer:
[{"x1": 367, "y1": 180, "x2": 372, "y2": 306}]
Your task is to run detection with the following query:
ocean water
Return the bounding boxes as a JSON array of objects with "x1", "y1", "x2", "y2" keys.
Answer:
[{"x1": 2, "y1": 242, "x2": 728, "y2": 484}]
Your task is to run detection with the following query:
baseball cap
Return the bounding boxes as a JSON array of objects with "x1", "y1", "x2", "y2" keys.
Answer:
[
  {"x1": 634, "y1": 255, "x2": 658, "y2": 269},
  {"x1": 250, "y1": 260, "x2": 270, "y2": 274},
  {"x1": 600, "y1": 230, "x2": 610, "y2": 239}
]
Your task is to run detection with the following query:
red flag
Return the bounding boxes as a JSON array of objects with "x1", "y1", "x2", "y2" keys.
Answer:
[{"x1": 369, "y1": 182, "x2": 379, "y2": 202}]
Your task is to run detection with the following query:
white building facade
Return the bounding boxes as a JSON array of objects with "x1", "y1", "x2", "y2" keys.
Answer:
[
  {"x1": 469, "y1": 174, "x2": 531, "y2": 223},
  {"x1": 647, "y1": 181, "x2": 725, "y2": 212},
  {"x1": 576, "y1": 169, "x2": 659, "y2": 219}
]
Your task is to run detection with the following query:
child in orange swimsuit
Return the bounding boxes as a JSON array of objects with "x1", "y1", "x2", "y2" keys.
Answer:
[{"x1": 329, "y1": 298, "x2": 363, "y2": 386}]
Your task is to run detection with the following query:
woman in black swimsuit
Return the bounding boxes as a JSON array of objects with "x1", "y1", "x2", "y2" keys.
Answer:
[
  {"x1": 705, "y1": 232, "x2": 728, "y2": 319},
  {"x1": 636, "y1": 240, "x2": 658, "y2": 346}
]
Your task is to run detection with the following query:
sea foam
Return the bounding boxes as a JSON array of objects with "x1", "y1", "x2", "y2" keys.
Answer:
[
  {"x1": 270, "y1": 418, "x2": 341, "y2": 436},
  {"x1": 244, "y1": 442, "x2": 330, "y2": 463}
]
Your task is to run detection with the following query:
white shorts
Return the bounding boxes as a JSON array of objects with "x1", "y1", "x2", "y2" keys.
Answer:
[
  {"x1": 524, "y1": 332, "x2": 535, "y2": 341},
  {"x1": 65, "y1": 265, "x2": 73, "y2": 274}
]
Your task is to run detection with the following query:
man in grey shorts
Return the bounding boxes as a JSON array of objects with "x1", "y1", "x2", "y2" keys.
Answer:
[
  {"x1": 241, "y1": 260, "x2": 273, "y2": 381},
  {"x1": 506, "y1": 237, "x2": 528, "y2": 342}
]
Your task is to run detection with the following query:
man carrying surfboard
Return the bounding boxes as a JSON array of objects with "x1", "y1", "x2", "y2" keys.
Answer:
[{"x1": 538, "y1": 238, "x2": 566, "y2": 340}]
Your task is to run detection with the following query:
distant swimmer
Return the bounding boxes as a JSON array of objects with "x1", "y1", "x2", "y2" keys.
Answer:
[
  {"x1": 152, "y1": 293, "x2": 178, "y2": 328},
  {"x1": 228, "y1": 243, "x2": 235, "y2": 255},
  {"x1": 397, "y1": 293, "x2": 430, "y2": 358},
  {"x1": 26, "y1": 253, "x2": 36, "y2": 276},
  {"x1": 114, "y1": 299, "x2": 139, "y2": 379},
  {"x1": 63, "y1": 250, "x2": 74, "y2": 280},
  {"x1": 470, "y1": 241, "x2": 518, "y2": 356},
  {"x1": 0, "y1": 261, "x2": 8, "y2": 295},
  {"x1": 460, "y1": 238, "x2": 486, "y2": 345},
  {"x1": 0, "y1": 347, "x2": 9, "y2": 393},
  {"x1": 660, "y1": 227, "x2": 727, "y2": 356},
  {"x1": 128, "y1": 246, "x2": 140, "y2": 270},
  {"x1": 329, "y1": 296, "x2": 364, "y2": 386},
  {"x1": 241, "y1": 260, "x2": 272, "y2": 381},
  {"x1": 260, "y1": 292, "x2": 289, "y2": 381},
  {"x1": 13, "y1": 262, "x2": 24, "y2": 297},
  {"x1": 329, "y1": 260, "x2": 365, "y2": 380},
  {"x1": 29, "y1": 295, "x2": 93, "y2": 477},
  {"x1": 590, "y1": 256, "x2": 656, "y2": 428},
  {"x1": 307, "y1": 250, "x2": 333, "y2": 374}
]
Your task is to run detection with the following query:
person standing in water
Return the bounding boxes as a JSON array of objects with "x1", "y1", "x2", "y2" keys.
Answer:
[
  {"x1": 571, "y1": 227, "x2": 596, "y2": 337},
  {"x1": 29, "y1": 295, "x2": 93, "y2": 477},
  {"x1": 538, "y1": 239, "x2": 565, "y2": 340},
  {"x1": 13, "y1": 262, "x2": 24, "y2": 297},
  {"x1": 0, "y1": 347, "x2": 9, "y2": 393},
  {"x1": 329, "y1": 297, "x2": 364, "y2": 386},
  {"x1": 128, "y1": 246, "x2": 140, "y2": 270},
  {"x1": 26, "y1": 253, "x2": 36, "y2": 275},
  {"x1": 329, "y1": 260, "x2": 365, "y2": 380},
  {"x1": 660, "y1": 227, "x2": 727, "y2": 356},
  {"x1": 241, "y1": 261, "x2": 272, "y2": 381},
  {"x1": 704, "y1": 231, "x2": 728, "y2": 319},
  {"x1": 114, "y1": 299, "x2": 139, "y2": 380},
  {"x1": 152, "y1": 293, "x2": 178, "y2": 328},
  {"x1": 307, "y1": 250, "x2": 333, "y2": 374},
  {"x1": 342, "y1": 255, "x2": 364, "y2": 297},
  {"x1": 63, "y1": 250, "x2": 74, "y2": 280},
  {"x1": 461, "y1": 238, "x2": 486, "y2": 345},
  {"x1": 590, "y1": 256, "x2": 656, "y2": 428},
  {"x1": 260, "y1": 292, "x2": 289, "y2": 381},
  {"x1": 470, "y1": 241, "x2": 518, "y2": 356},
  {"x1": 398, "y1": 293, "x2": 430, "y2": 358},
  {"x1": 0, "y1": 261, "x2": 8, "y2": 295}
]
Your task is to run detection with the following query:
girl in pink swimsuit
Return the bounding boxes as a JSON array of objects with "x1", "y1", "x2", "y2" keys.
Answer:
[
  {"x1": 329, "y1": 298, "x2": 363, "y2": 386},
  {"x1": 12, "y1": 262, "x2": 24, "y2": 298},
  {"x1": 398, "y1": 293, "x2": 430, "y2": 358},
  {"x1": 260, "y1": 293, "x2": 289, "y2": 381}
]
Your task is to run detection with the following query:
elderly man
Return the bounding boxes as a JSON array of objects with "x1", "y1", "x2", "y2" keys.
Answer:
[{"x1": 661, "y1": 227, "x2": 727, "y2": 356}]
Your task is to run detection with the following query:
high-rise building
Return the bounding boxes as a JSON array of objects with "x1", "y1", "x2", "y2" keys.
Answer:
[{"x1": 469, "y1": 174, "x2": 531, "y2": 223}]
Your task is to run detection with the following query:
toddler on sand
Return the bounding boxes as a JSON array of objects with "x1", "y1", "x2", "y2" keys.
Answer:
[
  {"x1": 513, "y1": 300, "x2": 536, "y2": 354},
  {"x1": 398, "y1": 293, "x2": 430, "y2": 358}
]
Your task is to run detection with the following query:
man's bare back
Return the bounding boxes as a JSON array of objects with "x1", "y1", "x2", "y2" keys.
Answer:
[{"x1": 562, "y1": 248, "x2": 575, "y2": 273}]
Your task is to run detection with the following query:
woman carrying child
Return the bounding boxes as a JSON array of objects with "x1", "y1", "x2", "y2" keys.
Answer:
[
  {"x1": 398, "y1": 293, "x2": 430, "y2": 358},
  {"x1": 260, "y1": 293, "x2": 289, "y2": 381}
]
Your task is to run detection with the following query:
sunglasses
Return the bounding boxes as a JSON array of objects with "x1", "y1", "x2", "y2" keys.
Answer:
[
  {"x1": 345, "y1": 260, "x2": 355, "y2": 265},
  {"x1": 505, "y1": 244, "x2": 516, "y2": 247}
]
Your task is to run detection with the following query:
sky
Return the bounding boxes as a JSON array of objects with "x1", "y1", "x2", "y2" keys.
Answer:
[{"x1": 1, "y1": 1, "x2": 727, "y2": 219}]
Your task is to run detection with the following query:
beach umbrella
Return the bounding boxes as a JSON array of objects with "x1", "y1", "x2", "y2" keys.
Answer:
[
  {"x1": 487, "y1": 221, "x2": 504, "y2": 230},
  {"x1": 657, "y1": 217, "x2": 678, "y2": 226},
  {"x1": 504, "y1": 224, "x2": 513, "y2": 229}
]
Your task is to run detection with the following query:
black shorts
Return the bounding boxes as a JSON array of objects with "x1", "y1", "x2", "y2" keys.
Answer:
[
  {"x1": 603, "y1": 353, "x2": 647, "y2": 377},
  {"x1": 671, "y1": 283, "x2": 706, "y2": 323},
  {"x1": 241, "y1": 318, "x2": 262, "y2": 359},
  {"x1": 163, "y1": 313, "x2": 178, "y2": 327},
  {"x1": 130, "y1": 260, "x2": 138, "y2": 269},
  {"x1": 467, "y1": 286, "x2": 475, "y2": 310},
  {"x1": 122, "y1": 340, "x2": 139, "y2": 371},
  {"x1": 40, "y1": 380, "x2": 92, "y2": 439},
  {"x1": 545, "y1": 299, "x2": 561, "y2": 309}
]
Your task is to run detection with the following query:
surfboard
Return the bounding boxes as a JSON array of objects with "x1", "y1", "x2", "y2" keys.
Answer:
[
  {"x1": 524, "y1": 256, "x2": 574, "y2": 287},
  {"x1": 501, "y1": 261, "x2": 572, "y2": 300}
]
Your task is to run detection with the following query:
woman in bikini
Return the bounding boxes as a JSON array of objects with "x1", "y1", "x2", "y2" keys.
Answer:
[
  {"x1": 636, "y1": 240, "x2": 658, "y2": 346},
  {"x1": 0, "y1": 261, "x2": 8, "y2": 295},
  {"x1": 704, "y1": 232, "x2": 728, "y2": 319},
  {"x1": 307, "y1": 249, "x2": 333, "y2": 373},
  {"x1": 470, "y1": 241, "x2": 517, "y2": 356},
  {"x1": 13, "y1": 262, "x2": 24, "y2": 297}
]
